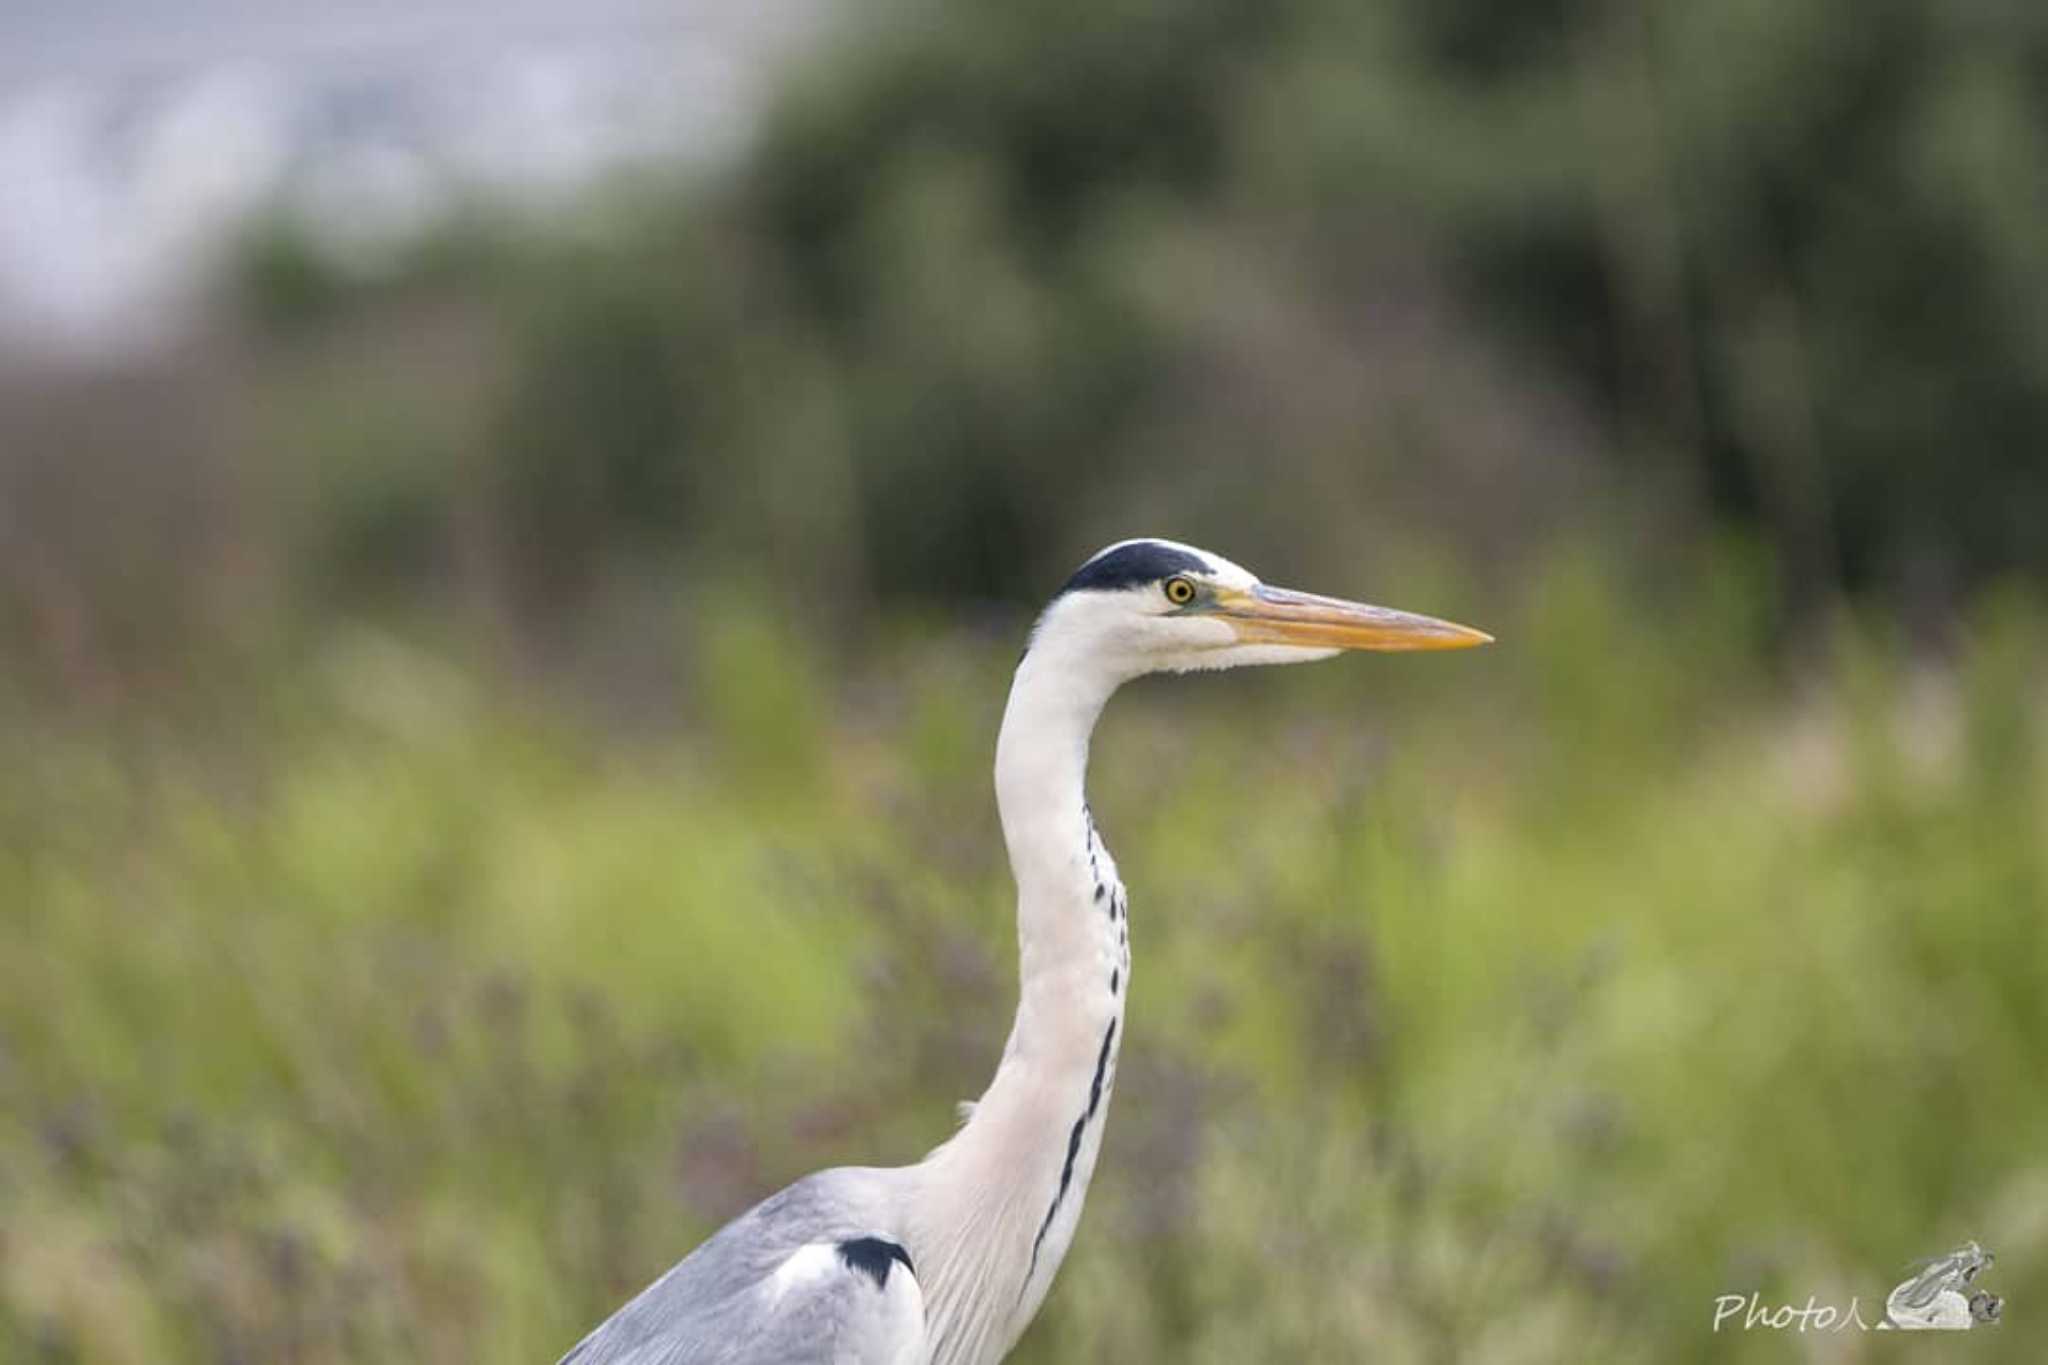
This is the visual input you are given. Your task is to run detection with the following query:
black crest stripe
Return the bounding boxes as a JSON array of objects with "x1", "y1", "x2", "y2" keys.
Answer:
[{"x1": 1059, "y1": 541, "x2": 1211, "y2": 595}]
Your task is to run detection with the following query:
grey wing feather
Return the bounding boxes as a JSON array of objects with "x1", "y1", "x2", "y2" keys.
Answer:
[{"x1": 558, "y1": 1170, "x2": 925, "y2": 1365}]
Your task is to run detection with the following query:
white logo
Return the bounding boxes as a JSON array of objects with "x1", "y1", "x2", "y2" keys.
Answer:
[
  {"x1": 1880, "y1": 1241, "x2": 2001, "y2": 1331},
  {"x1": 1710, "y1": 1241, "x2": 2002, "y2": 1333}
]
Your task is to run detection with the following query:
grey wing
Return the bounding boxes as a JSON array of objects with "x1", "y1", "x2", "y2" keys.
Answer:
[{"x1": 558, "y1": 1171, "x2": 926, "y2": 1365}]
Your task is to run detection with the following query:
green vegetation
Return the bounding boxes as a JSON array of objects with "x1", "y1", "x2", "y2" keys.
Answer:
[
  {"x1": 4, "y1": 562, "x2": 2043, "y2": 1362},
  {"x1": 214, "y1": 0, "x2": 2048, "y2": 616}
]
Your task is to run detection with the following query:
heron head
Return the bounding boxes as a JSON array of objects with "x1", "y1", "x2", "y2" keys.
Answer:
[{"x1": 1034, "y1": 538, "x2": 1490, "y2": 680}]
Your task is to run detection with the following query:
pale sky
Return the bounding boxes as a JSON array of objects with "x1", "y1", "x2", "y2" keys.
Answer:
[{"x1": 0, "y1": 0, "x2": 824, "y2": 356}]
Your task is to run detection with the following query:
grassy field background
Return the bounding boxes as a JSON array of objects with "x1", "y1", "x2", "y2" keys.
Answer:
[{"x1": 5, "y1": 552, "x2": 2043, "y2": 1363}]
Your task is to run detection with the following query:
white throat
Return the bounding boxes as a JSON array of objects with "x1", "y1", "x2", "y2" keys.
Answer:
[{"x1": 904, "y1": 629, "x2": 1133, "y2": 1365}]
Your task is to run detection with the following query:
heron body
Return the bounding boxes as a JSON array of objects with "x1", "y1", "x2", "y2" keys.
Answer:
[{"x1": 558, "y1": 540, "x2": 1488, "y2": 1365}]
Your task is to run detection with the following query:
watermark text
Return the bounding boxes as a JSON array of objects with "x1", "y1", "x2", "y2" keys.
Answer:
[{"x1": 1711, "y1": 1293, "x2": 1875, "y2": 1333}]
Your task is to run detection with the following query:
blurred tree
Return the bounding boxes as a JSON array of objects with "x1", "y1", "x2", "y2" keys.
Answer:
[
  {"x1": 450, "y1": 0, "x2": 2048, "y2": 620},
  {"x1": 7, "y1": 0, "x2": 2038, "y2": 689}
]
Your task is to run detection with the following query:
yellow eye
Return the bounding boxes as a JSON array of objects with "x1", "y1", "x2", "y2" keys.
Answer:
[{"x1": 1163, "y1": 576, "x2": 1197, "y2": 605}]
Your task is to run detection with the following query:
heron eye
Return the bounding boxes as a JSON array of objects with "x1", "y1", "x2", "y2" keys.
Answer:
[{"x1": 1163, "y1": 576, "x2": 1197, "y2": 605}]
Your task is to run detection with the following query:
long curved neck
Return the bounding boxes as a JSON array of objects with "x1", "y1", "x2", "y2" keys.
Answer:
[
  {"x1": 907, "y1": 639, "x2": 1133, "y2": 1365},
  {"x1": 994, "y1": 646, "x2": 1117, "y2": 961}
]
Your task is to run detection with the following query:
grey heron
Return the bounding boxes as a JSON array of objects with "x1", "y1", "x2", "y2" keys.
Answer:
[{"x1": 559, "y1": 538, "x2": 1490, "y2": 1365}]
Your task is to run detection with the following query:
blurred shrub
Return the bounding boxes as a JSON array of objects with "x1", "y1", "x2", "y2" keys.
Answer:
[{"x1": 4, "y1": 578, "x2": 2045, "y2": 1362}]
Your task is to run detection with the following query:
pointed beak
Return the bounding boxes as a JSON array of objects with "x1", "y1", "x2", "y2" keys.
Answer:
[{"x1": 1213, "y1": 584, "x2": 1493, "y2": 652}]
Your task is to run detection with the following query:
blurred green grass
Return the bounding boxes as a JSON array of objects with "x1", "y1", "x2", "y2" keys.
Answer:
[{"x1": 4, "y1": 556, "x2": 2043, "y2": 1363}]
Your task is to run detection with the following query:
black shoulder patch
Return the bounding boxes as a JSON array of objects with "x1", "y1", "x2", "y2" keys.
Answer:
[
  {"x1": 837, "y1": 1236, "x2": 915, "y2": 1291},
  {"x1": 1059, "y1": 541, "x2": 1211, "y2": 595}
]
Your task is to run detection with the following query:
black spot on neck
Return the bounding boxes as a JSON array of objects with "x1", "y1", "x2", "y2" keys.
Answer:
[
  {"x1": 1059, "y1": 541, "x2": 1211, "y2": 596},
  {"x1": 836, "y1": 1237, "x2": 914, "y2": 1291}
]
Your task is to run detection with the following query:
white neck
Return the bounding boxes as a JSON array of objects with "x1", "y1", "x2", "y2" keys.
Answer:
[{"x1": 904, "y1": 633, "x2": 1133, "y2": 1365}]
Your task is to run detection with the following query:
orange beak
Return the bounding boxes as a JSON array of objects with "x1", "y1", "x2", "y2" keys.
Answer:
[{"x1": 1213, "y1": 584, "x2": 1492, "y2": 652}]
